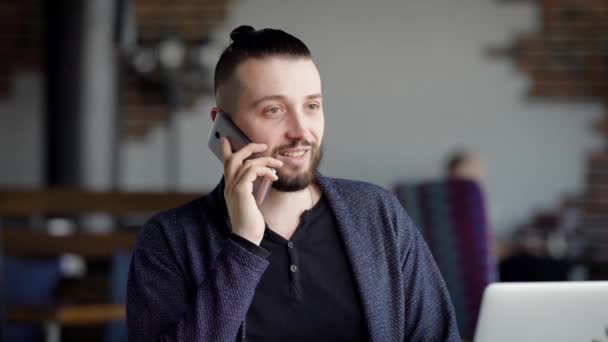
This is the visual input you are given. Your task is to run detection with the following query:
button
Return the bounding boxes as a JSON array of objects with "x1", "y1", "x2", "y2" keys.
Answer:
[
  {"x1": 290, "y1": 264, "x2": 298, "y2": 272},
  {"x1": 287, "y1": 241, "x2": 294, "y2": 248}
]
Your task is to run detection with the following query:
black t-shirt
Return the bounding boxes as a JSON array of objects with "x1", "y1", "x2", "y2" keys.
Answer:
[{"x1": 232, "y1": 195, "x2": 366, "y2": 341}]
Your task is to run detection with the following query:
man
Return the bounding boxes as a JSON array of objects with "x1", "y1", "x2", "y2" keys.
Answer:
[{"x1": 127, "y1": 25, "x2": 459, "y2": 341}]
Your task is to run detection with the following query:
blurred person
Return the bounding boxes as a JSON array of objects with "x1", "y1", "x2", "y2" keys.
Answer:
[
  {"x1": 127, "y1": 26, "x2": 459, "y2": 341},
  {"x1": 445, "y1": 150, "x2": 501, "y2": 290}
]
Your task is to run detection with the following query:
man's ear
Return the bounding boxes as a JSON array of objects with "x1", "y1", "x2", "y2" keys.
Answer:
[{"x1": 210, "y1": 107, "x2": 219, "y2": 122}]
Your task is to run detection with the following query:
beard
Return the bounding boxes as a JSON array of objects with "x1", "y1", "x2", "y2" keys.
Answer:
[{"x1": 270, "y1": 140, "x2": 323, "y2": 192}]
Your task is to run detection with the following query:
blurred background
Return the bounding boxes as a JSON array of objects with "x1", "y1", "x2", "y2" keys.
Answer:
[{"x1": 1, "y1": 0, "x2": 607, "y2": 340}]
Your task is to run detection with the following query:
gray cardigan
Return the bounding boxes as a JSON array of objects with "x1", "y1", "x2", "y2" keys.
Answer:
[{"x1": 127, "y1": 174, "x2": 460, "y2": 341}]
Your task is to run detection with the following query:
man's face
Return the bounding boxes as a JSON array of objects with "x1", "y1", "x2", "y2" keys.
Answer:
[
  {"x1": 452, "y1": 155, "x2": 485, "y2": 182},
  {"x1": 220, "y1": 57, "x2": 324, "y2": 191}
]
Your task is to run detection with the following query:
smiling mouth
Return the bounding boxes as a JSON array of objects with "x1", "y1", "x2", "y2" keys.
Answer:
[{"x1": 279, "y1": 150, "x2": 307, "y2": 157}]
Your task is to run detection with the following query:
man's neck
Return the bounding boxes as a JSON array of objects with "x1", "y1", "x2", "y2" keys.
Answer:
[{"x1": 259, "y1": 183, "x2": 321, "y2": 240}]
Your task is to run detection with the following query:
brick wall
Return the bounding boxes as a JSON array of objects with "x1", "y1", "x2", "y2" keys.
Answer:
[
  {"x1": 496, "y1": 0, "x2": 608, "y2": 263},
  {"x1": 122, "y1": 0, "x2": 229, "y2": 139},
  {"x1": 0, "y1": 1, "x2": 45, "y2": 96}
]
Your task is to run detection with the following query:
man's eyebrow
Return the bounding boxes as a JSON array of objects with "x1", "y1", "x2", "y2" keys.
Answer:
[
  {"x1": 250, "y1": 93, "x2": 323, "y2": 107},
  {"x1": 305, "y1": 93, "x2": 323, "y2": 100},
  {"x1": 250, "y1": 95, "x2": 285, "y2": 107}
]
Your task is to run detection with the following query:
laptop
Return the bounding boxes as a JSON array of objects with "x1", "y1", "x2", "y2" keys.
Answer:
[{"x1": 474, "y1": 281, "x2": 608, "y2": 342}]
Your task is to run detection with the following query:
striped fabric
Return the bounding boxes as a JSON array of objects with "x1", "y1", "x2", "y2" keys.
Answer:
[{"x1": 394, "y1": 179, "x2": 496, "y2": 339}]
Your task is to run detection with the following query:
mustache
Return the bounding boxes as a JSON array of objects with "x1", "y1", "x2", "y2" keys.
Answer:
[{"x1": 274, "y1": 140, "x2": 314, "y2": 152}]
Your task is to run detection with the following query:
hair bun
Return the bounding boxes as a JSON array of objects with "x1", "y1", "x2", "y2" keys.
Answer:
[{"x1": 230, "y1": 25, "x2": 255, "y2": 43}]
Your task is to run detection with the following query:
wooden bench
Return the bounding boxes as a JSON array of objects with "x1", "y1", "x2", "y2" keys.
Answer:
[{"x1": 0, "y1": 188, "x2": 202, "y2": 341}]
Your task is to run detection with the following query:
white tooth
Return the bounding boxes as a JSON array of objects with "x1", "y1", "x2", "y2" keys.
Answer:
[{"x1": 282, "y1": 150, "x2": 305, "y2": 157}]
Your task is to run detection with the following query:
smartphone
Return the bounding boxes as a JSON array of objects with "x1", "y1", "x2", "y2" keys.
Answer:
[{"x1": 208, "y1": 111, "x2": 274, "y2": 205}]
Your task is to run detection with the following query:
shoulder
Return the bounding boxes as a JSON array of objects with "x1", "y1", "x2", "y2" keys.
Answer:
[
  {"x1": 317, "y1": 175, "x2": 404, "y2": 213},
  {"x1": 318, "y1": 175, "x2": 418, "y2": 250},
  {"x1": 134, "y1": 196, "x2": 207, "y2": 252},
  {"x1": 317, "y1": 175, "x2": 391, "y2": 197},
  {"x1": 134, "y1": 181, "x2": 227, "y2": 252}
]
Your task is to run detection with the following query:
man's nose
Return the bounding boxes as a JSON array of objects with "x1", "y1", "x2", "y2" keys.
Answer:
[{"x1": 286, "y1": 110, "x2": 309, "y2": 140}]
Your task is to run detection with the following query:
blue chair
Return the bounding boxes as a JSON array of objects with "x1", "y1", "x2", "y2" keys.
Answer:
[
  {"x1": 104, "y1": 250, "x2": 131, "y2": 342},
  {"x1": 2, "y1": 257, "x2": 61, "y2": 341},
  {"x1": 394, "y1": 179, "x2": 496, "y2": 339}
]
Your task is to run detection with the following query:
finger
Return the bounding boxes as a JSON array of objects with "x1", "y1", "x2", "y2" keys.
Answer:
[
  {"x1": 243, "y1": 157, "x2": 283, "y2": 170},
  {"x1": 221, "y1": 137, "x2": 236, "y2": 181},
  {"x1": 234, "y1": 158, "x2": 281, "y2": 185},
  {"x1": 221, "y1": 137, "x2": 232, "y2": 163},
  {"x1": 225, "y1": 143, "x2": 268, "y2": 178},
  {"x1": 233, "y1": 166, "x2": 278, "y2": 194},
  {"x1": 230, "y1": 143, "x2": 268, "y2": 165},
  {"x1": 221, "y1": 137, "x2": 235, "y2": 184}
]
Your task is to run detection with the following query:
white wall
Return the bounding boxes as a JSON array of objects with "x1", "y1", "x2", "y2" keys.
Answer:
[{"x1": 0, "y1": 72, "x2": 44, "y2": 188}]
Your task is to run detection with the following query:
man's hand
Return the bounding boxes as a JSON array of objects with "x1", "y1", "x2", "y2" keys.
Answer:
[{"x1": 222, "y1": 137, "x2": 283, "y2": 245}]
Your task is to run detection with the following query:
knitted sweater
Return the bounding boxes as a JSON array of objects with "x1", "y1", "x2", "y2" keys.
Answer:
[{"x1": 127, "y1": 174, "x2": 460, "y2": 341}]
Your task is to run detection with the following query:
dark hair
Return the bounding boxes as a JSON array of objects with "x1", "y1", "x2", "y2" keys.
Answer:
[
  {"x1": 213, "y1": 25, "x2": 312, "y2": 94},
  {"x1": 446, "y1": 150, "x2": 470, "y2": 174}
]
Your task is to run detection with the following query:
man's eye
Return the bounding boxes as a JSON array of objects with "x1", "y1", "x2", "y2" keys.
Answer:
[
  {"x1": 266, "y1": 107, "x2": 281, "y2": 114},
  {"x1": 307, "y1": 104, "x2": 320, "y2": 110}
]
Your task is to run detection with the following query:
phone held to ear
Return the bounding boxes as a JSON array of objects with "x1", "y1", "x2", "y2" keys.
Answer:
[{"x1": 207, "y1": 111, "x2": 275, "y2": 206}]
